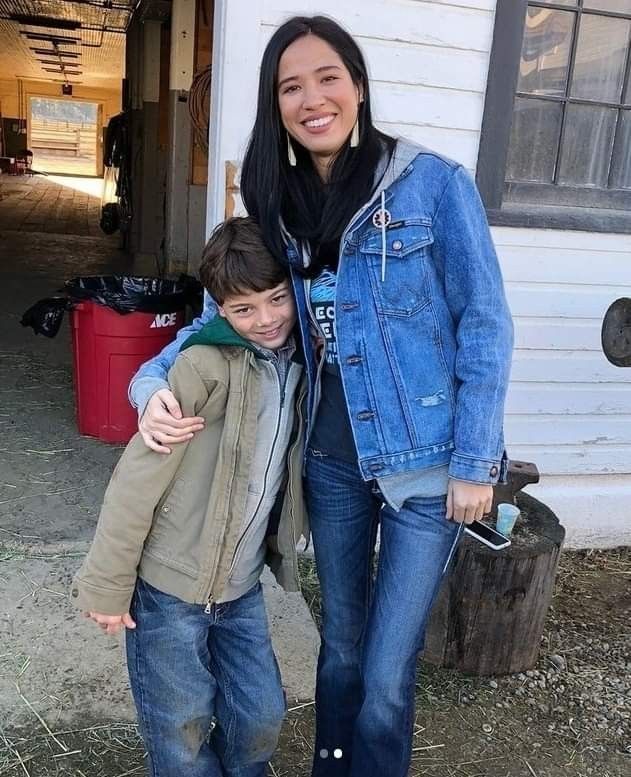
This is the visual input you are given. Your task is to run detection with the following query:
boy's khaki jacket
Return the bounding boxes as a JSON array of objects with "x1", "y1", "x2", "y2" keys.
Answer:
[{"x1": 71, "y1": 337, "x2": 307, "y2": 616}]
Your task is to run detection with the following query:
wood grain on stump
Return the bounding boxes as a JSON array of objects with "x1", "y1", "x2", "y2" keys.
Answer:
[{"x1": 423, "y1": 492, "x2": 565, "y2": 676}]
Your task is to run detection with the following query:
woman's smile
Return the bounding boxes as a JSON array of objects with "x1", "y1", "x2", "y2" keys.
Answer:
[{"x1": 302, "y1": 113, "x2": 337, "y2": 132}]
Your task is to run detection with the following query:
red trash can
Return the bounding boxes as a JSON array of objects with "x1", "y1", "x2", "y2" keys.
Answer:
[{"x1": 70, "y1": 302, "x2": 184, "y2": 444}]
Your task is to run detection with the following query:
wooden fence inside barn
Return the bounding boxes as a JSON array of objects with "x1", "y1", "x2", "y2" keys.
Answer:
[{"x1": 29, "y1": 118, "x2": 97, "y2": 159}]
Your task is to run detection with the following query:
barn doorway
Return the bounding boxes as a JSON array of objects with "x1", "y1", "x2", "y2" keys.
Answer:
[{"x1": 28, "y1": 97, "x2": 101, "y2": 177}]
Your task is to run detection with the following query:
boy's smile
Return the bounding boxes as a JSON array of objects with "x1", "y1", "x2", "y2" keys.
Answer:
[{"x1": 218, "y1": 281, "x2": 296, "y2": 350}]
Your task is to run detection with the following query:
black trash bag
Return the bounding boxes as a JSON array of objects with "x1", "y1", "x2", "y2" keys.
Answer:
[
  {"x1": 21, "y1": 275, "x2": 202, "y2": 338},
  {"x1": 20, "y1": 297, "x2": 70, "y2": 338},
  {"x1": 63, "y1": 274, "x2": 203, "y2": 315}
]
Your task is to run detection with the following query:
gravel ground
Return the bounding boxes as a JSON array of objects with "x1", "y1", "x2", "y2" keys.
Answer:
[
  {"x1": 295, "y1": 546, "x2": 631, "y2": 776},
  {"x1": 407, "y1": 545, "x2": 631, "y2": 777},
  {"x1": 1, "y1": 547, "x2": 629, "y2": 776}
]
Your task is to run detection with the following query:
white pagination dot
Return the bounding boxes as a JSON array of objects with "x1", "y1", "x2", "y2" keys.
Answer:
[
  {"x1": 333, "y1": 748, "x2": 343, "y2": 759},
  {"x1": 319, "y1": 749, "x2": 329, "y2": 759}
]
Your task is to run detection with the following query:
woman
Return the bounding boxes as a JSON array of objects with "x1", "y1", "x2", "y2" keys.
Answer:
[{"x1": 130, "y1": 15, "x2": 513, "y2": 777}]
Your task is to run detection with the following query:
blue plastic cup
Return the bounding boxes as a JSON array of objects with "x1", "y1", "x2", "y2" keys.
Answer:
[{"x1": 496, "y1": 503, "x2": 520, "y2": 537}]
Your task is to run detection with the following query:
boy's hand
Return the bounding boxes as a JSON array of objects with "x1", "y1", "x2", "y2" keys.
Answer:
[
  {"x1": 139, "y1": 389, "x2": 204, "y2": 454},
  {"x1": 86, "y1": 611, "x2": 136, "y2": 635}
]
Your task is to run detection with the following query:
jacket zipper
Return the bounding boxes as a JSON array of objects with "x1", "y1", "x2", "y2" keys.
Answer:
[
  {"x1": 204, "y1": 358, "x2": 250, "y2": 612},
  {"x1": 226, "y1": 359, "x2": 289, "y2": 578}
]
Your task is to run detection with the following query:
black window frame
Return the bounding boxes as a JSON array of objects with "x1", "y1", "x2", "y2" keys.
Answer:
[{"x1": 476, "y1": 0, "x2": 631, "y2": 234}]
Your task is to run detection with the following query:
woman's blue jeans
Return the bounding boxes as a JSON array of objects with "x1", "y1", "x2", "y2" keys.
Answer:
[
  {"x1": 306, "y1": 448, "x2": 460, "y2": 777},
  {"x1": 126, "y1": 579, "x2": 285, "y2": 777}
]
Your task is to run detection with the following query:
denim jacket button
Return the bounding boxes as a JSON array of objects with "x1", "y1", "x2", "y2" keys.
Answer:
[
  {"x1": 346, "y1": 355, "x2": 362, "y2": 365},
  {"x1": 392, "y1": 239, "x2": 403, "y2": 251},
  {"x1": 489, "y1": 465, "x2": 498, "y2": 477},
  {"x1": 357, "y1": 410, "x2": 375, "y2": 421}
]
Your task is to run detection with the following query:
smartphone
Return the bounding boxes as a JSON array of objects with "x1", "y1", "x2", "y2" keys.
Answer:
[{"x1": 464, "y1": 520, "x2": 511, "y2": 550}]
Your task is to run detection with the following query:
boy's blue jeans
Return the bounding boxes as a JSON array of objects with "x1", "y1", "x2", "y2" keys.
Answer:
[
  {"x1": 305, "y1": 448, "x2": 460, "y2": 777},
  {"x1": 126, "y1": 579, "x2": 285, "y2": 777}
]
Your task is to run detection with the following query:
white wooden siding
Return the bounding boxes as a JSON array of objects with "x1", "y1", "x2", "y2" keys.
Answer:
[
  {"x1": 510, "y1": 351, "x2": 631, "y2": 384},
  {"x1": 208, "y1": 0, "x2": 631, "y2": 545},
  {"x1": 502, "y1": 449, "x2": 630, "y2": 476},
  {"x1": 360, "y1": 37, "x2": 489, "y2": 92},
  {"x1": 496, "y1": 225, "x2": 631, "y2": 483},
  {"x1": 507, "y1": 383, "x2": 631, "y2": 415},
  {"x1": 261, "y1": 1, "x2": 494, "y2": 50},
  {"x1": 377, "y1": 124, "x2": 480, "y2": 171},
  {"x1": 512, "y1": 319, "x2": 603, "y2": 351}
]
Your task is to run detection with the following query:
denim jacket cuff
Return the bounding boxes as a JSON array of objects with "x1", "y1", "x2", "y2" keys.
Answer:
[
  {"x1": 131, "y1": 376, "x2": 170, "y2": 418},
  {"x1": 448, "y1": 451, "x2": 503, "y2": 485}
]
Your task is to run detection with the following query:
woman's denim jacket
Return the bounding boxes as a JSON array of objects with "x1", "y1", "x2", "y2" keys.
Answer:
[{"x1": 130, "y1": 141, "x2": 514, "y2": 486}]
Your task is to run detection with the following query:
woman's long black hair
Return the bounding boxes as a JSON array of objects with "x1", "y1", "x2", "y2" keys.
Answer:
[{"x1": 240, "y1": 15, "x2": 395, "y2": 269}]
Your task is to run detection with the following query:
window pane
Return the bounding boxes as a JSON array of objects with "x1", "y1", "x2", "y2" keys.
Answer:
[
  {"x1": 610, "y1": 111, "x2": 631, "y2": 188},
  {"x1": 518, "y1": 9, "x2": 575, "y2": 96},
  {"x1": 583, "y1": 1, "x2": 631, "y2": 12},
  {"x1": 570, "y1": 15, "x2": 630, "y2": 102},
  {"x1": 506, "y1": 98, "x2": 563, "y2": 182},
  {"x1": 557, "y1": 104, "x2": 618, "y2": 186}
]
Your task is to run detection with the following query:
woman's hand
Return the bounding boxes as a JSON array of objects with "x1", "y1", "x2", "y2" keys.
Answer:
[
  {"x1": 138, "y1": 389, "x2": 205, "y2": 454},
  {"x1": 446, "y1": 479, "x2": 493, "y2": 524},
  {"x1": 86, "y1": 611, "x2": 136, "y2": 636}
]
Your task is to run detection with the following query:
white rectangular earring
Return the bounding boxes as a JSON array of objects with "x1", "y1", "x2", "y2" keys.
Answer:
[
  {"x1": 350, "y1": 119, "x2": 360, "y2": 148},
  {"x1": 287, "y1": 133, "x2": 297, "y2": 166}
]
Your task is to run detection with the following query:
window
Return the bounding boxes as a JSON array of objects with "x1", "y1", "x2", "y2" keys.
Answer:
[{"x1": 477, "y1": 0, "x2": 631, "y2": 233}]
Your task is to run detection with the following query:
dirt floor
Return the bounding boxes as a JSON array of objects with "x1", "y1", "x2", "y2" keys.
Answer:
[
  {"x1": 0, "y1": 175, "x2": 105, "y2": 237},
  {"x1": 31, "y1": 155, "x2": 97, "y2": 178},
  {"x1": 1, "y1": 547, "x2": 629, "y2": 777}
]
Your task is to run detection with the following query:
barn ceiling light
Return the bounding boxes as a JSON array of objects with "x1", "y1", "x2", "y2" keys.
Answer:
[
  {"x1": 30, "y1": 48, "x2": 81, "y2": 59},
  {"x1": 37, "y1": 59, "x2": 78, "y2": 66},
  {"x1": 43, "y1": 68, "x2": 82, "y2": 76},
  {"x1": 20, "y1": 32, "x2": 81, "y2": 44},
  {"x1": 10, "y1": 14, "x2": 81, "y2": 31}
]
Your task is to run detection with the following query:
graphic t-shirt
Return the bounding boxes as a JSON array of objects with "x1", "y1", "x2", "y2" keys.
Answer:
[
  {"x1": 310, "y1": 268, "x2": 338, "y2": 365},
  {"x1": 309, "y1": 262, "x2": 358, "y2": 462}
]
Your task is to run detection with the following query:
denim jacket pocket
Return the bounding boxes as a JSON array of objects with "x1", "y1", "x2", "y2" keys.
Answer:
[{"x1": 360, "y1": 222, "x2": 433, "y2": 317}]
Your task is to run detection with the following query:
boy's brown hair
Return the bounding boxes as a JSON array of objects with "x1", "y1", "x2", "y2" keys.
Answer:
[{"x1": 198, "y1": 217, "x2": 287, "y2": 304}]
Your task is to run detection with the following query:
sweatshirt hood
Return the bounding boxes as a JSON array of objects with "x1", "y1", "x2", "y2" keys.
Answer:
[
  {"x1": 376, "y1": 137, "x2": 428, "y2": 191},
  {"x1": 179, "y1": 315, "x2": 260, "y2": 355}
]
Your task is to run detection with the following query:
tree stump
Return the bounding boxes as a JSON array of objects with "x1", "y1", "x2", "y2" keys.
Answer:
[{"x1": 423, "y1": 492, "x2": 565, "y2": 676}]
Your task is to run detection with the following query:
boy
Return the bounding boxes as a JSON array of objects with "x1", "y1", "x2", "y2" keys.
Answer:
[{"x1": 71, "y1": 217, "x2": 307, "y2": 777}]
